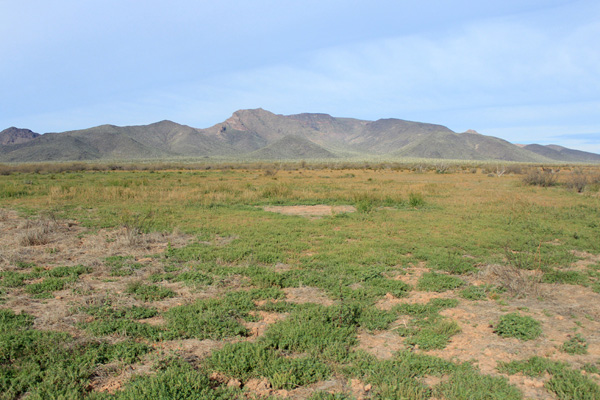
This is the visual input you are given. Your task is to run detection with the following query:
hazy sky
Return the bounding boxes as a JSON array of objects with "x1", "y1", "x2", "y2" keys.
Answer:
[{"x1": 2, "y1": 0, "x2": 599, "y2": 152}]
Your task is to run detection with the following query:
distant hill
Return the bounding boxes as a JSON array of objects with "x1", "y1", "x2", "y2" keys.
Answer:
[
  {"x1": 0, "y1": 127, "x2": 40, "y2": 146},
  {"x1": 247, "y1": 135, "x2": 336, "y2": 159},
  {"x1": 523, "y1": 144, "x2": 600, "y2": 163},
  {"x1": 1, "y1": 109, "x2": 599, "y2": 163}
]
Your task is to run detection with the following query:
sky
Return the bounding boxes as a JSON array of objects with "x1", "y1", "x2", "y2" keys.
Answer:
[{"x1": 1, "y1": 0, "x2": 599, "y2": 152}]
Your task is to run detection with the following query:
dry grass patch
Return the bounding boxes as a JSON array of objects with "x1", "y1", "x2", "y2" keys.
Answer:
[
  {"x1": 477, "y1": 264, "x2": 543, "y2": 298},
  {"x1": 263, "y1": 205, "x2": 356, "y2": 218}
]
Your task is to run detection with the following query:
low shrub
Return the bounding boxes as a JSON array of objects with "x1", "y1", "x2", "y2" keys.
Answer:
[
  {"x1": 523, "y1": 168, "x2": 558, "y2": 187},
  {"x1": 494, "y1": 313, "x2": 542, "y2": 341}
]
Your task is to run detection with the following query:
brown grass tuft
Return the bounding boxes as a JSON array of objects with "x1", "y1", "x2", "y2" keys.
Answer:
[
  {"x1": 478, "y1": 264, "x2": 542, "y2": 298},
  {"x1": 19, "y1": 219, "x2": 57, "y2": 246}
]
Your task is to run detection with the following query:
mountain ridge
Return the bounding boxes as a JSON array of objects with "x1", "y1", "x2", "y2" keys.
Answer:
[{"x1": 1, "y1": 109, "x2": 598, "y2": 163}]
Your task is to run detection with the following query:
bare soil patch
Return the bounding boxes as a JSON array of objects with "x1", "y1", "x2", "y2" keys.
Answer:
[
  {"x1": 283, "y1": 286, "x2": 335, "y2": 306},
  {"x1": 357, "y1": 329, "x2": 405, "y2": 359},
  {"x1": 244, "y1": 311, "x2": 288, "y2": 338},
  {"x1": 0, "y1": 213, "x2": 193, "y2": 270},
  {"x1": 263, "y1": 205, "x2": 356, "y2": 218}
]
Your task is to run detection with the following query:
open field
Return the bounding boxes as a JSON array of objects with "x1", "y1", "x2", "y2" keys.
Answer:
[{"x1": 1, "y1": 163, "x2": 600, "y2": 399}]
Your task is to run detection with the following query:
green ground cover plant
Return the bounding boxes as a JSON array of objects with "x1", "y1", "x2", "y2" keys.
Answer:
[
  {"x1": 494, "y1": 312, "x2": 542, "y2": 340},
  {"x1": 1, "y1": 164, "x2": 600, "y2": 398},
  {"x1": 0, "y1": 309, "x2": 150, "y2": 399},
  {"x1": 498, "y1": 356, "x2": 600, "y2": 399},
  {"x1": 125, "y1": 282, "x2": 176, "y2": 301},
  {"x1": 416, "y1": 272, "x2": 465, "y2": 292},
  {"x1": 561, "y1": 334, "x2": 588, "y2": 355},
  {"x1": 434, "y1": 364, "x2": 522, "y2": 400},
  {"x1": 393, "y1": 298, "x2": 461, "y2": 349},
  {"x1": 206, "y1": 341, "x2": 330, "y2": 389}
]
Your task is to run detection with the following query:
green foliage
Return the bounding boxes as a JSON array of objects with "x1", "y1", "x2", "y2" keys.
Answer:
[
  {"x1": 206, "y1": 341, "x2": 330, "y2": 389},
  {"x1": 355, "y1": 198, "x2": 375, "y2": 214},
  {"x1": 393, "y1": 299, "x2": 461, "y2": 350},
  {"x1": 111, "y1": 305, "x2": 158, "y2": 319},
  {"x1": 345, "y1": 350, "x2": 456, "y2": 399},
  {"x1": 547, "y1": 368, "x2": 600, "y2": 400},
  {"x1": 497, "y1": 356, "x2": 567, "y2": 377},
  {"x1": 162, "y1": 289, "x2": 285, "y2": 340},
  {"x1": 105, "y1": 255, "x2": 144, "y2": 276},
  {"x1": 416, "y1": 272, "x2": 465, "y2": 292},
  {"x1": 408, "y1": 192, "x2": 425, "y2": 207},
  {"x1": 494, "y1": 313, "x2": 542, "y2": 341},
  {"x1": 4, "y1": 166, "x2": 600, "y2": 398},
  {"x1": 498, "y1": 356, "x2": 600, "y2": 400},
  {"x1": 0, "y1": 311, "x2": 149, "y2": 400},
  {"x1": 79, "y1": 304, "x2": 165, "y2": 340},
  {"x1": 434, "y1": 364, "x2": 522, "y2": 400},
  {"x1": 109, "y1": 359, "x2": 240, "y2": 400},
  {"x1": 2, "y1": 266, "x2": 88, "y2": 295},
  {"x1": 25, "y1": 277, "x2": 67, "y2": 295},
  {"x1": 460, "y1": 285, "x2": 498, "y2": 300},
  {"x1": 261, "y1": 304, "x2": 358, "y2": 362},
  {"x1": 0, "y1": 271, "x2": 28, "y2": 288},
  {"x1": 126, "y1": 282, "x2": 176, "y2": 301},
  {"x1": 543, "y1": 270, "x2": 588, "y2": 285},
  {"x1": 561, "y1": 334, "x2": 588, "y2": 355},
  {"x1": 0, "y1": 309, "x2": 34, "y2": 333},
  {"x1": 582, "y1": 363, "x2": 599, "y2": 374}
]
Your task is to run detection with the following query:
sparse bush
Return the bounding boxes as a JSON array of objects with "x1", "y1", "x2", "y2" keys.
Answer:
[
  {"x1": 495, "y1": 312, "x2": 542, "y2": 341},
  {"x1": 522, "y1": 168, "x2": 558, "y2": 187},
  {"x1": 408, "y1": 192, "x2": 425, "y2": 207},
  {"x1": 565, "y1": 169, "x2": 589, "y2": 192},
  {"x1": 482, "y1": 263, "x2": 541, "y2": 298},
  {"x1": 356, "y1": 198, "x2": 375, "y2": 213}
]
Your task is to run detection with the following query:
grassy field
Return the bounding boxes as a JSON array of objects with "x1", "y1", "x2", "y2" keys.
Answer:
[{"x1": 1, "y1": 163, "x2": 600, "y2": 399}]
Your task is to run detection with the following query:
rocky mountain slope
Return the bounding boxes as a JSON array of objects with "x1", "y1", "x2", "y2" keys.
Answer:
[{"x1": 1, "y1": 109, "x2": 598, "y2": 162}]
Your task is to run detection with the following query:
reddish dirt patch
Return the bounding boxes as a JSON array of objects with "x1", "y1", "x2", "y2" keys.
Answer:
[
  {"x1": 396, "y1": 263, "x2": 429, "y2": 287},
  {"x1": 357, "y1": 329, "x2": 405, "y2": 359},
  {"x1": 244, "y1": 311, "x2": 288, "y2": 338},
  {"x1": 263, "y1": 205, "x2": 356, "y2": 218}
]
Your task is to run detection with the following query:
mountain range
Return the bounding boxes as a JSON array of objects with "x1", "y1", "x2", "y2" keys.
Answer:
[{"x1": 1, "y1": 108, "x2": 599, "y2": 163}]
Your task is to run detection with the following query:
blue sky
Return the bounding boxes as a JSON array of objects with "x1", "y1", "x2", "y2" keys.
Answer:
[{"x1": 1, "y1": 0, "x2": 599, "y2": 152}]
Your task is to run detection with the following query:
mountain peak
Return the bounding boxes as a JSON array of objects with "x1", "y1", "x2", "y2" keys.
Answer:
[
  {"x1": 0, "y1": 127, "x2": 40, "y2": 146},
  {"x1": 1, "y1": 109, "x2": 599, "y2": 163}
]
